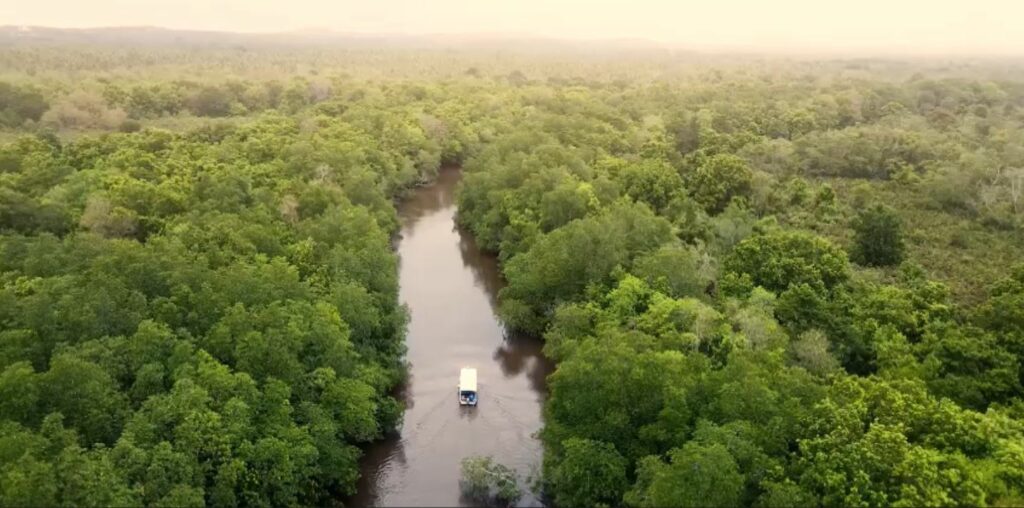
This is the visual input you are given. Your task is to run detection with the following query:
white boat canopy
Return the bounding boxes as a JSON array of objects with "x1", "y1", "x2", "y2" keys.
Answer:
[{"x1": 459, "y1": 368, "x2": 477, "y2": 393}]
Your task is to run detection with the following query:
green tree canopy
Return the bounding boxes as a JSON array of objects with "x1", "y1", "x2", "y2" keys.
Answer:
[{"x1": 851, "y1": 204, "x2": 905, "y2": 267}]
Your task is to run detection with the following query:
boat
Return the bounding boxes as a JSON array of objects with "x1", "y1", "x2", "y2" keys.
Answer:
[{"x1": 459, "y1": 367, "x2": 478, "y2": 406}]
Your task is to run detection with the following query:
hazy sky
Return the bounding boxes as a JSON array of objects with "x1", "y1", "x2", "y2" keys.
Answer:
[{"x1": 4, "y1": 0, "x2": 1023, "y2": 54}]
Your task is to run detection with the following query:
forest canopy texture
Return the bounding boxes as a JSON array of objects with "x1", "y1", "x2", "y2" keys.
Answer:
[{"x1": 2, "y1": 33, "x2": 1024, "y2": 507}]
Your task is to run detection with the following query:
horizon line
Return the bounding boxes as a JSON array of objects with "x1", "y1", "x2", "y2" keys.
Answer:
[{"x1": 4, "y1": 24, "x2": 1024, "y2": 59}]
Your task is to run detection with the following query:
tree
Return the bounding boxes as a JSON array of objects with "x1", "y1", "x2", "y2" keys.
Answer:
[
  {"x1": 459, "y1": 456, "x2": 521, "y2": 507},
  {"x1": 40, "y1": 90, "x2": 126, "y2": 129},
  {"x1": 78, "y1": 195, "x2": 139, "y2": 239},
  {"x1": 41, "y1": 355, "x2": 129, "y2": 445},
  {"x1": 686, "y1": 154, "x2": 753, "y2": 214},
  {"x1": 539, "y1": 180, "x2": 599, "y2": 232},
  {"x1": 724, "y1": 231, "x2": 850, "y2": 295},
  {"x1": 188, "y1": 86, "x2": 233, "y2": 117},
  {"x1": 976, "y1": 264, "x2": 1024, "y2": 376},
  {"x1": 551, "y1": 438, "x2": 628, "y2": 508},
  {"x1": 796, "y1": 376, "x2": 1004, "y2": 507},
  {"x1": 500, "y1": 202, "x2": 673, "y2": 333},
  {"x1": 850, "y1": 204, "x2": 905, "y2": 266},
  {"x1": 632, "y1": 245, "x2": 709, "y2": 299},
  {"x1": 788, "y1": 330, "x2": 840, "y2": 377},
  {"x1": 758, "y1": 480, "x2": 817, "y2": 508},
  {"x1": 0, "y1": 362, "x2": 40, "y2": 425},
  {"x1": 0, "y1": 453, "x2": 57, "y2": 507},
  {"x1": 920, "y1": 322, "x2": 1021, "y2": 410},
  {"x1": 627, "y1": 443, "x2": 744, "y2": 508},
  {"x1": 55, "y1": 444, "x2": 139, "y2": 507},
  {"x1": 612, "y1": 158, "x2": 685, "y2": 214},
  {"x1": 544, "y1": 336, "x2": 706, "y2": 464}
]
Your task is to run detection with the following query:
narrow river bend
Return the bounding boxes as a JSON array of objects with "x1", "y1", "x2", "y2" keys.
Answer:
[{"x1": 350, "y1": 167, "x2": 553, "y2": 507}]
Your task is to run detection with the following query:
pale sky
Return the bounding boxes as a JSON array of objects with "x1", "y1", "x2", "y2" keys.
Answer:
[{"x1": 3, "y1": 0, "x2": 1023, "y2": 55}]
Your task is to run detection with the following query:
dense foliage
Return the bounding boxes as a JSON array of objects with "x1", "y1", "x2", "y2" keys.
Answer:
[
  {"x1": 459, "y1": 456, "x2": 522, "y2": 507},
  {"x1": 3, "y1": 34, "x2": 1024, "y2": 506},
  {"x1": 451, "y1": 54, "x2": 1024, "y2": 507},
  {"x1": 0, "y1": 47, "x2": 471, "y2": 503},
  {"x1": 0, "y1": 82, "x2": 47, "y2": 129}
]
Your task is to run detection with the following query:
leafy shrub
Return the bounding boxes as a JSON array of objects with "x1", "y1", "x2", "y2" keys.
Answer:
[
  {"x1": 850, "y1": 204, "x2": 905, "y2": 267},
  {"x1": 459, "y1": 456, "x2": 521, "y2": 507}
]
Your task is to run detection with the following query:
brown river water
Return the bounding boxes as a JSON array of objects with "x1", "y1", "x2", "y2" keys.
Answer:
[{"x1": 348, "y1": 167, "x2": 553, "y2": 506}]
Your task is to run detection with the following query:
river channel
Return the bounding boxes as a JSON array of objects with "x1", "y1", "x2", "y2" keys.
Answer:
[{"x1": 349, "y1": 166, "x2": 553, "y2": 506}]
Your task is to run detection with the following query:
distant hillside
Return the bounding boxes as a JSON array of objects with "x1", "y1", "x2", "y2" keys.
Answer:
[{"x1": 0, "y1": 25, "x2": 672, "y2": 54}]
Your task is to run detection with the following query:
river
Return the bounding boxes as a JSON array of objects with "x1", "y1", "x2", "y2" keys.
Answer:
[{"x1": 349, "y1": 166, "x2": 553, "y2": 507}]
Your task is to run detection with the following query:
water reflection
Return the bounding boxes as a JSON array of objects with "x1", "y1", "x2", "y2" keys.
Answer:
[
  {"x1": 398, "y1": 169, "x2": 458, "y2": 235},
  {"x1": 347, "y1": 167, "x2": 553, "y2": 507},
  {"x1": 494, "y1": 332, "x2": 551, "y2": 397},
  {"x1": 456, "y1": 224, "x2": 505, "y2": 310}
]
